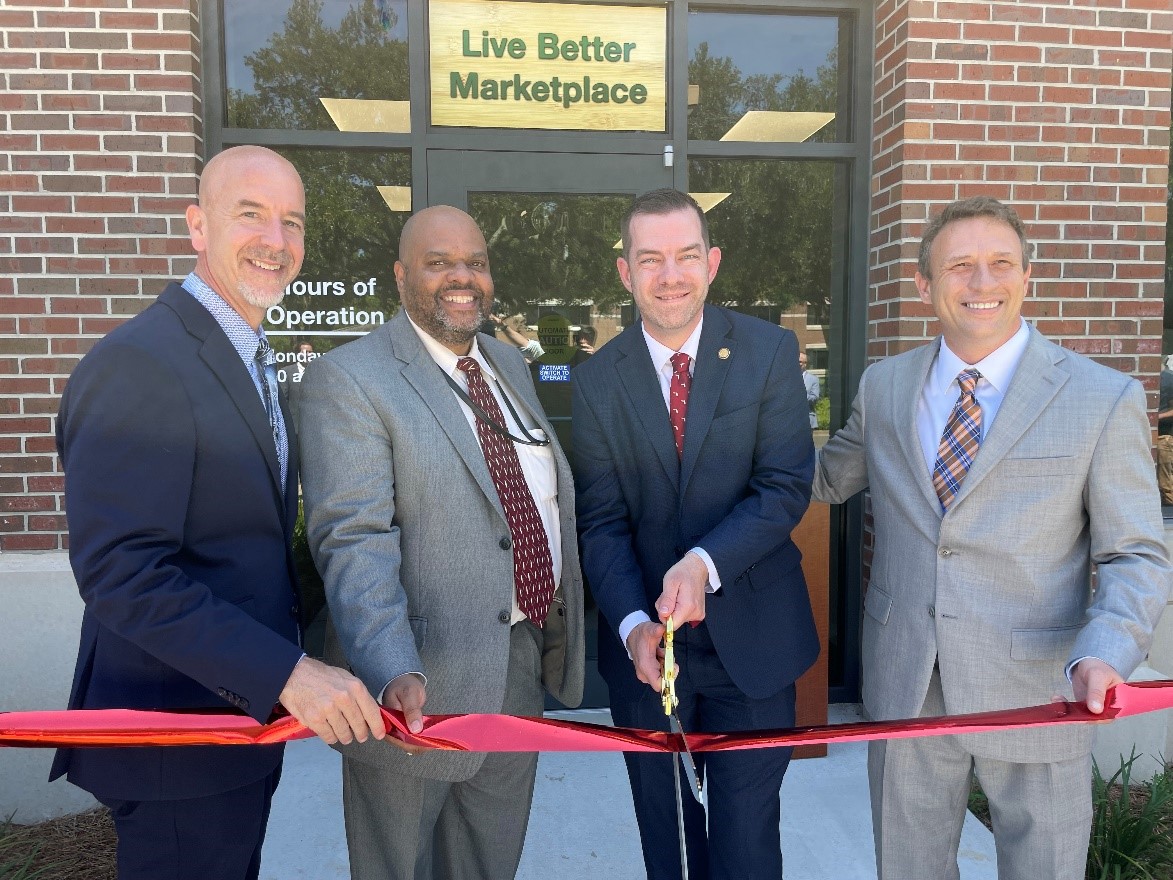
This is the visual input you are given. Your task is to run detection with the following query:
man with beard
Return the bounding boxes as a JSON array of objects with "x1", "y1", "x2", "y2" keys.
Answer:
[
  {"x1": 299, "y1": 205, "x2": 585, "y2": 880},
  {"x1": 53, "y1": 145, "x2": 385, "y2": 880}
]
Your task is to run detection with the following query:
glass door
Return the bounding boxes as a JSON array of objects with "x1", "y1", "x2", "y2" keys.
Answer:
[{"x1": 429, "y1": 150, "x2": 672, "y2": 706}]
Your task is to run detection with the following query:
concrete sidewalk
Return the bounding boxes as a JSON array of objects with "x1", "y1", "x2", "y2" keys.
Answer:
[{"x1": 260, "y1": 705, "x2": 998, "y2": 879}]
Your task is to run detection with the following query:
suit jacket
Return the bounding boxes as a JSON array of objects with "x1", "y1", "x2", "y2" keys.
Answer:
[
  {"x1": 298, "y1": 310, "x2": 585, "y2": 782},
  {"x1": 814, "y1": 326, "x2": 1171, "y2": 762},
  {"x1": 51, "y1": 283, "x2": 305, "y2": 801},
  {"x1": 572, "y1": 305, "x2": 819, "y2": 699}
]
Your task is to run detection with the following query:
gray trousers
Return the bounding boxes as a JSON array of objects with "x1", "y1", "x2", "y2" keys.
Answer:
[
  {"x1": 343, "y1": 622, "x2": 545, "y2": 880},
  {"x1": 869, "y1": 667, "x2": 1092, "y2": 880}
]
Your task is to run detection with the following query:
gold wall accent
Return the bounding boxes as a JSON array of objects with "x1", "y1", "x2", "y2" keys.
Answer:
[
  {"x1": 430, "y1": 0, "x2": 666, "y2": 131},
  {"x1": 320, "y1": 98, "x2": 411, "y2": 133},
  {"x1": 720, "y1": 111, "x2": 835, "y2": 143},
  {"x1": 377, "y1": 186, "x2": 413, "y2": 212}
]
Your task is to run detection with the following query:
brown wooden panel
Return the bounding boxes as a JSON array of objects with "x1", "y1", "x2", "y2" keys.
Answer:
[{"x1": 792, "y1": 501, "x2": 830, "y2": 759}]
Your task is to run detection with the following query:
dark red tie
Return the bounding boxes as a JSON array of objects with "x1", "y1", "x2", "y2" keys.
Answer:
[
  {"x1": 457, "y1": 357, "x2": 556, "y2": 625},
  {"x1": 669, "y1": 352, "x2": 692, "y2": 460}
]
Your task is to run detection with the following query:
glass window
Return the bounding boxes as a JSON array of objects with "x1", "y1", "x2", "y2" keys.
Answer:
[
  {"x1": 224, "y1": 0, "x2": 409, "y2": 132},
  {"x1": 263, "y1": 148, "x2": 410, "y2": 366},
  {"x1": 687, "y1": 10, "x2": 845, "y2": 143}
]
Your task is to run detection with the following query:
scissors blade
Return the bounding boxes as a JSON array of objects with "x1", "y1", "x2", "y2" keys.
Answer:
[
  {"x1": 669, "y1": 710, "x2": 704, "y2": 803},
  {"x1": 672, "y1": 746, "x2": 690, "y2": 880}
]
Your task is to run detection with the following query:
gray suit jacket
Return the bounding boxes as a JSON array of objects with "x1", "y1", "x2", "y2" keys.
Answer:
[
  {"x1": 299, "y1": 310, "x2": 585, "y2": 781},
  {"x1": 815, "y1": 326, "x2": 1169, "y2": 762}
]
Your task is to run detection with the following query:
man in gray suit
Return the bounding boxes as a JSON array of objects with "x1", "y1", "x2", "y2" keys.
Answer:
[
  {"x1": 814, "y1": 197, "x2": 1169, "y2": 880},
  {"x1": 299, "y1": 205, "x2": 585, "y2": 880}
]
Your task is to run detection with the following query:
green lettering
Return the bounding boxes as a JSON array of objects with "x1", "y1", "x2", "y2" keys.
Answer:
[
  {"x1": 512, "y1": 74, "x2": 532, "y2": 100},
  {"x1": 630, "y1": 83, "x2": 647, "y2": 104},
  {"x1": 623, "y1": 42, "x2": 636, "y2": 62},
  {"x1": 562, "y1": 79, "x2": 582, "y2": 108},
  {"x1": 550, "y1": 76, "x2": 562, "y2": 102},
  {"x1": 507, "y1": 37, "x2": 525, "y2": 59},
  {"x1": 480, "y1": 78, "x2": 499, "y2": 99},
  {"x1": 451, "y1": 71, "x2": 478, "y2": 98},
  {"x1": 461, "y1": 30, "x2": 482, "y2": 57},
  {"x1": 561, "y1": 39, "x2": 579, "y2": 61},
  {"x1": 611, "y1": 83, "x2": 629, "y2": 103},
  {"x1": 537, "y1": 32, "x2": 558, "y2": 59},
  {"x1": 591, "y1": 81, "x2": 609, "y2": 102},
  {"x1": 532, "y1": 80, "x2": 550, "y2": 101},
  {"x1": 603, "y1": 41, "x2": 621, "y2": 62},
  {"x1": 501, "y1": 77, "x2": 513, "y2": 99},
  {"x1": 589, "y1": 36, "x2": 604, "y2": 60}
]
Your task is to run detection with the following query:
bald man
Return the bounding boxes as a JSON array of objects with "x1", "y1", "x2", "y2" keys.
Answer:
[
  {"x1": 299, "y1": 206, "x2": 584, "y2": 880},
  {"x1": 52, "y1": 146, "x2": 385, "y2": 880}
]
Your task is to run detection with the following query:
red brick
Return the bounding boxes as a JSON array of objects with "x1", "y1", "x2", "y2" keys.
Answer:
[
  {"x1": 131, "y1": 32, "x2": 192, "y2": 51},
  {"x1": 98, "y1": 10, "x2": 159, "y2": 28},
  {"x1": 7, "y1": 30, "x2": 67, "y2": 49},
  {"x1": 40, "y1": 51, "x2": 100, "y2": 70},
  {"x1": 7, "y1": 73, "x2": 69, "y2": 90},
  {"x1": 40, "y1": 133, "x2": 103, "y2": 150},
  {"x1": 990, "y1": 43, "x2": 1042, "y2": 63},
  {"x1": 74, "y1": 195, "x2": 135, "y2": 213},
  {"x1": 1074, "y1": 29, "x2": 1126, "y2": 48},
  {"x1": 71, "y1": 115, "x2": 132, "y2": 132},
  {"x1": 0, "y1": 456, "x2": 54, "y2": 474},
  {"x1": 21, "y1": 358, "x2": 80, "y2": 375},
  {"x1": 45, "y1": 256, "x2": 105, "y2": 274},
  {"x1": 19, "y1": 317, "x2": 80, "y2": 335},
  {"x1": 69, "y1": 73, "x2": 131, "y2": 91},
  {"x1": 1, "y1": 534, "x2": 61, "y2": 551},
  {"x1": 35, "y1": 10, "x2": 95, "y2": 28},
  {"x1": 0, "y1": 51, "x2": 37, "y2": 68},
  {"x1": 74, "y1": 154, "x2": 133, "y2": 172},
  {"x1": 68, "y1": 31, "x2": 128, "y2": 50}
]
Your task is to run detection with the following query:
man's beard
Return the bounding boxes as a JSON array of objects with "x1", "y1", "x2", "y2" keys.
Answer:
[
  {"x1": 410, "y1": 282, "x2": 492, "y2": 347},
  {"x1": 237, "y1": 248, "x2": 293, "y2": 310}
]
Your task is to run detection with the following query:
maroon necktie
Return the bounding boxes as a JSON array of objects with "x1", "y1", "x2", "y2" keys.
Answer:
[
  {"x1": 457, "y1": 357, "x2": 556, "y2": 625},
  {"x1": 669, "y1": 352, "x2": 692, "y2": 460}
]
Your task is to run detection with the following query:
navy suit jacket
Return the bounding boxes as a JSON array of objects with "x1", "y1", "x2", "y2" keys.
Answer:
[
  {"x1": 572, "y1": 305, "x2": 819, "y2": 699},
  {"x1": 50, "y1": 283, "x2": 305, "y2": 801}
]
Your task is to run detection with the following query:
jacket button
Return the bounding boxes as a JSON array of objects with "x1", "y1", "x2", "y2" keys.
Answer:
[
  {"x1": 938, "y1": 548, "x2": 952, "y2": 557},
  {"x1": 500, "y1": 536, "x2": 512, "y2": 550},
  {"x1": 498, "y1": 610, "x2": 510, "y2": 624},
  {"x1": 217, "y1": 687, "x2": 228, "y2": 698},
  {"x1": 291, "y1": 605, "x2": 300, "y2": 618},
  {"x1": 928, "y1": 605, "x2": 936, "y2": 618}
]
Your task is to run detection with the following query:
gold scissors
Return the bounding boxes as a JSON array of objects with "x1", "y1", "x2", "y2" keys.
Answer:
[{"x1": 661, "y1": 616, "x2": 703, "y2": 880}]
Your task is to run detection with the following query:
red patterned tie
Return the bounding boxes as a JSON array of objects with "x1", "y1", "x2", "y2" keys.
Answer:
[
  {"x1": 669, "y1": 352, "x2": 692, "y2": 460},
  {"x1": 932, "y1": 368, "x2": 983, "y2": 511},
  {"x1": 457, "y1": 357, "x2": 556, "y2": 625}
]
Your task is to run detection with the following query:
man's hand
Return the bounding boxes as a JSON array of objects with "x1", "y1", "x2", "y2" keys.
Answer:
[
  {"x1": 381, "y1": 672, "x2": 429, "y2": 754},
  {"x1": 656, "y1": 552, "x2": 709, "y2": 626},
  {"x1": 1072, "y1": 658, "x2": 1124, "y2": 714},
  {"x1": 278, "y1": 657, "x2": 386, "y2": 745},
  {"x1": 627, "y1": 620, "x2": 668, "y2": 691}
]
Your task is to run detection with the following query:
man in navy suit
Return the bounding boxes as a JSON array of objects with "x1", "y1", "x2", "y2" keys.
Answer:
[
  {"x1": 52, "y1": 145, "x2": 385, "y2": 880},
  {"x1": 572, "y1": 189, "x2": 819, "y2": 879}
]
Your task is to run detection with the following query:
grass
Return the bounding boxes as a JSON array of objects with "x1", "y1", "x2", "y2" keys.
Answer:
[
  {"x1": 969, "y1": 755, "x2": 1173, "y2": 880},
  {"x1": 0, "y1": 809, "x2": 115, "y2": 880}
]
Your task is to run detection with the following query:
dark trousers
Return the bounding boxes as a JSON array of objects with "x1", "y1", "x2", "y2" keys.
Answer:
[
  {"x1": 98, "y1": 763, "x2": 282, "y2": 880},
  {"x1": 608, "y1": 622, "x2": 796, "y2": 880}
]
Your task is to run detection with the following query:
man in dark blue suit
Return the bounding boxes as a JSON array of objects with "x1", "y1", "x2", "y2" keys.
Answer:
[
  {"x1": 52, "y1": 145, "x2": 385, "y2": 880},
  {"x1": 572, "y1": 189, "x2": 819, "y2": 880}
]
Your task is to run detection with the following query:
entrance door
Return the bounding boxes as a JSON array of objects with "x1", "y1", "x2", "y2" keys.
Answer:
[
  {"x1": 430, "y1": 150, "x2": 672, "y2": 707},
  {"x1": 425, "y1": 152, "x2": 827, "y2": 747}
]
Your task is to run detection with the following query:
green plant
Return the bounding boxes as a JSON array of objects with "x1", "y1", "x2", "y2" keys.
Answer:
[
  {"x1": 0, "y1": 816, "x2": 47, "y2": 880},
  {"x1": 292, "y1": 499, "x2": 326, "y2": 630},
  {"x1": 815, "y1": 395, "x2": 831, "y2": 431},
  {"x1": 1087, "y1": 753, "x2": 1173, "y2": 880}
]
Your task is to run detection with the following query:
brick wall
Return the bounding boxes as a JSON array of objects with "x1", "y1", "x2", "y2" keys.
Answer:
[
  {"x1": 0, "y1": 0, "x2": 201, "y2": 550},
  {"x1": 870, "y1": 0, "x2": 1171, "y2": 416}
]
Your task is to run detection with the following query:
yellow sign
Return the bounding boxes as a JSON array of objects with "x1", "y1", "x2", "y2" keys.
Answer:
[{"x1": 429, "y1": 0, "x2": 666, "y2": 131}]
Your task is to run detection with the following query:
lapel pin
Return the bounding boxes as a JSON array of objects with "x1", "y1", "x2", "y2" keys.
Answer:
[{"x1": 717, "y1": 347, "x2": 731, "y2": 360}]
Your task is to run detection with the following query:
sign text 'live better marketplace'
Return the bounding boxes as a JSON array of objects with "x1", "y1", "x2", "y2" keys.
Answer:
[{"x1": 430, "y1": 0, "x2": 666, "y2": 131}]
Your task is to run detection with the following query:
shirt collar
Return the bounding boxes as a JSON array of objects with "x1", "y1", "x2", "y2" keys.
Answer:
[
  {"x1": 404, "y1": 311, "x2": 493, "y2": 379},
  {"x1": 181, "y1": 271, "x2": 266, "y2": 363},
  {"x1": 932, "y1": 318, "x2": 1030, "y2": 395},
  {"x1": 641, "y1": 316, "x2": 704, "y2": 372}
]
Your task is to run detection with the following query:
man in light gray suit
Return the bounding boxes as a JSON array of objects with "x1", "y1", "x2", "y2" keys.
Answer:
[
  {"x1": 299, "y1": 205, "x2": 585, "y2": 880},
  {"x1": 814, "y1": 197, "x2": 1169, "y2": 880}
]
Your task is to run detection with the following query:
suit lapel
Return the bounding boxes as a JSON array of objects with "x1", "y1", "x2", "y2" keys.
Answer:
[
  {"x1": 161, "y1": 286, "x2": 285, "y2": 503},
  {"x1": 613, "y1": 325, "x2": 679, "y2": 485},
  {"x1": 680, "y1": 306, "x2": 734, "y2": 498},
  {"x1": 949, "y1": 328, "x2": 1068, "y2": 509},
  {"x1": 896, "y1": 340, "x2": 943, "y2": 515},
  {"x1": 390, "y1": 313, "x2": 506, "y2": 522}
]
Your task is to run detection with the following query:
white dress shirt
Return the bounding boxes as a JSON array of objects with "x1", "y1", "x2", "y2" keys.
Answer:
[
  {"x1": 407, "y1": 315, "x2": 562, "y2": 624},
  {"x1": 617, "y1": 318, "x2": 721, "y2": 650}
]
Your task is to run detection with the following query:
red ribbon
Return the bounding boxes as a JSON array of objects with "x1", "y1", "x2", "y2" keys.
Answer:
[{"x1": 3, "y1": 681, "x2": 1172, "y2": 752}]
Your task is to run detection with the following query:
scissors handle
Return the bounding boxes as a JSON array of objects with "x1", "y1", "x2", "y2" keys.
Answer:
[{"x1": 661, "y1": 615, "x2": 677, "y2": 716}]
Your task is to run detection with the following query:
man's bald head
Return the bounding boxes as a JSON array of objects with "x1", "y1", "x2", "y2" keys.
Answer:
[{"x1": 394, "y1": 206, "x2": 493, "y2": 355}]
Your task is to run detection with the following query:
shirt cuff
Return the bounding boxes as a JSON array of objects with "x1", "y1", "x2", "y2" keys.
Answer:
[
  {"x1": 1065, "y1": 656, "x2": 1103, "y2": 683},
  {"x1": 377, "y1": 671, "x2": 427, "y2": 704},
  {"x1": 618, "y1": 610, "x2": 653, "y2": 656},
  {"x1": 690, "y1": 547, "x2": 721, "y2": 593}
]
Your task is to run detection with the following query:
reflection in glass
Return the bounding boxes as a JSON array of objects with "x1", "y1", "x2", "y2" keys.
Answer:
[
  {"x1": 265, "y1": 149, "x2": 410, "y2": 355},
  {"x1": 687, "y1": 11, "x2": 843, "y2": 142},
  {"x1": 225, "y1": 0, "x2": 409, "y2": 131}
]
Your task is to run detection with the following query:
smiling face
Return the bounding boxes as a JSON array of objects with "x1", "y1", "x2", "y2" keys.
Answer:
[
  {"x1": 395, "y1": 206, "x2": 493, "y2": 355},
  {"x1": 186, "y1": 146, "x2": 305, "y2": 329},
  {"x1": 915, "y1": 215, "x2": 1031, "y2": 364},
  {"x1": 617, "y1": 207, "x2": 721, "y2": 351}
]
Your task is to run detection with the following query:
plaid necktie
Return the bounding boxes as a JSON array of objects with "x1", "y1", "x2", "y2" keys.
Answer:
[
  {"x1": 669, "y1": 352, "x2": 692, "y2": 460},
  {"x1": 254, "y1": 337, "x2": 288, "y2": 495},
  {"x1": 457, "y1": 357, "x2": 556, "y2": 626},
  {"x1": 932, "y1": 368, "x2": 982, "y2": 511}
]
